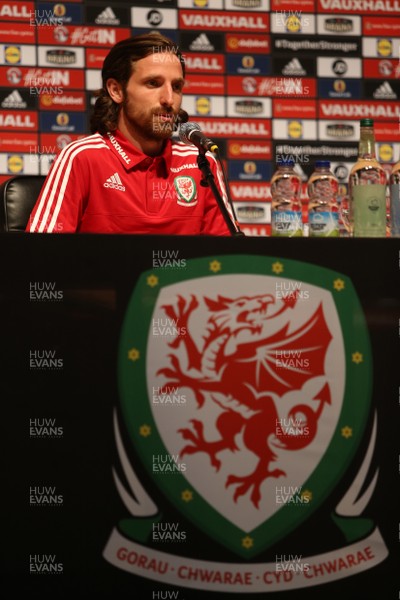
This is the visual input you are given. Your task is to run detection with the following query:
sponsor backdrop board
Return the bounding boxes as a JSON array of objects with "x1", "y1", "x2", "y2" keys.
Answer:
[
  {"x1": 1, "y1": 0, "x2": 400, "y2": 231},
  {"x1": 2, "y1": 234, "x2": 399, "y2": 597}
]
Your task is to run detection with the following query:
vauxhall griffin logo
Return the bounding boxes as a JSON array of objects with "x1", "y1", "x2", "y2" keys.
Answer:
[{"x1": 103, "y1": 255, "x2": 388, "y2": 592}]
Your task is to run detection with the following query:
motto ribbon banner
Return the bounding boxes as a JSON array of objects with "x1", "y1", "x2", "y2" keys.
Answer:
[{"x1": 103, "y1": 528, "x2": 388, "y2": 592}]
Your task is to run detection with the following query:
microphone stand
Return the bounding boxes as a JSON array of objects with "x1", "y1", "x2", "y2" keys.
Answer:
[{"x1": 196, "y1": 149, "x2": 245, "y2": 237}]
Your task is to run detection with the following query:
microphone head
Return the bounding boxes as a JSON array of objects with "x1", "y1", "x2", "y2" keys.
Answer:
[
  {"x1": 172, "y1": 109, "x2": 189, "y2": 134},
  {"x1": 179, "y1": 121, "x2": 201, "y2": 145},
  {"x1": 177, "y1": 109, "x2": 189, "y2": 124}
]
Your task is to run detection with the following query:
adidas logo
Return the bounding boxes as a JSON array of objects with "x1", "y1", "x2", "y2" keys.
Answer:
[
  {"x1": 282, "y1": 58, "x2": 306, "y2": 76},
  {"x1": 95, "y1": 7, "x2": 120, "y2": 25},
  {"x1": 373, "y1": 81, "x2": 396, "y2": 99},
  {"x1": 189, "y1": 33, "x2": 214, "y2": 52},
  {"x1": 103, "y1": 172, "x2": 125, "y2": 191},
  {"x1": 1, "y1": 89, "x2": 26, "y2": 108}
]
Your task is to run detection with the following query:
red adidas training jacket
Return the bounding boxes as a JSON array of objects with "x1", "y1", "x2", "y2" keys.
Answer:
[{"x1": 27, "y1": 129, "x2": 233, "y2": 235}]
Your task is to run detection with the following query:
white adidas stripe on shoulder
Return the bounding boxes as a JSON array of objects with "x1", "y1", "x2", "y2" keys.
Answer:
[
  {"x1": 30, "y1": 134, "x2": 108, "y2": 232},
  {"x1": 172, "y1": 149, "x2": 199, "y2": 158},
  {"x1": 172, "y1": 143, "x2": 200, "y2": 157},
  {"x1": 172, "y1": 141, "x2": 223, "y2": 166},
  {"x1": 172, "y1": 141, "x2": 196, "y2": 150},
  {"x1": 172, "y1": 141, "x2": 220, "y2": 158}
]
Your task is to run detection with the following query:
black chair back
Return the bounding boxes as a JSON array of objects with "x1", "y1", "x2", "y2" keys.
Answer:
[{"x1": 0, "y1": 175, "x2": 46, "y2": 232}]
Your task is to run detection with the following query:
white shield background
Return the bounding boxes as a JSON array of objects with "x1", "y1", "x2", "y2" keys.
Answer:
[{"x1": 146, "y1": 274, "x2": 345, "y2": 532}]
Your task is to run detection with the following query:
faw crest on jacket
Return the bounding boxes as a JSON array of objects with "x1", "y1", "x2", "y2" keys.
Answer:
[{"x1": 103, "y1": 254, "x2": 388, "y2": 593}]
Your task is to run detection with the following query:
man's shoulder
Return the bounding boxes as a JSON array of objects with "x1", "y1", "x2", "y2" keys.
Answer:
[
  {"x1": 53, "y1": 133, "x2": 109, "y2": 167},
  {"x1": 63, "y1": 133, "x2": 108, "y2": 152}
]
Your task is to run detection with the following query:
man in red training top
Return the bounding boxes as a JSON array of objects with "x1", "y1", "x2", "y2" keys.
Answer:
[{"x1": 27, "y1": 32, "x2": 232, "y2": 235}]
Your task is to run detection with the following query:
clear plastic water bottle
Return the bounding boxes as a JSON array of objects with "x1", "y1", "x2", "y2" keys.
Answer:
[
  {"x1": 271, "y1": 159, "x2": 303, "y2": 237},
  {"x1": 307, "y1": 160, "x2": 340, "y2": 237},
  {"x1": 348, "y1": 118, "x2": 387, "y2": 237},
  {"x1": 390, "y1": 159, "x2": 400, "y2": 237}
]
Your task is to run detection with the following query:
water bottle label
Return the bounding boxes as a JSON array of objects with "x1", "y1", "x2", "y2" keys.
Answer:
[
  {"x1": 309, "y1": 212, "x2": 339, "y2": 237},
  {"x1": 353, "y1": 184, "x2": 386, "y2": 237},
  {"x1": 390, "y1": 183, "x2": 400, "y2": 237},
  {"x1": 271, "y1": 210, "x2": 303, "y2": 237}
]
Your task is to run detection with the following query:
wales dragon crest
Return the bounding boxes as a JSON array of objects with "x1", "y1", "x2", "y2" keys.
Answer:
[{"x1": 115, "y1": 258, "x2": 373, "y2": 560}]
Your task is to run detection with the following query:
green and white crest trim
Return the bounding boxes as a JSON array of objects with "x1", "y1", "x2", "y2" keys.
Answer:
[{"x1": 174, "y1": 176, "x2": 197, "y2": 206}]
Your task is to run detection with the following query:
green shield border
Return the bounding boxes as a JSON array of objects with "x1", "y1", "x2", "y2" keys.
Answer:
[{"x1": 118, "y1": 254, "x2": 372, "y2": 559}]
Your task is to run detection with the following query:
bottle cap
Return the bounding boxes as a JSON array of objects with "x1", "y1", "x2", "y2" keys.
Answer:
[
  {"x1": 315, "y1": 160, "x2": 330, "y2": 168},
  {"x1": 360, "y1": 118, "x2": 373, "y2": 127}
]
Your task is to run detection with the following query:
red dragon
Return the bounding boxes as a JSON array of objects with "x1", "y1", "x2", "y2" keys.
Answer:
[{"x1": 157, "y1": 292, "x2": 332, "y2": 508}]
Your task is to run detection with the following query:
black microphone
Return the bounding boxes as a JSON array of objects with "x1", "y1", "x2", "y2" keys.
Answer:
[
  {"x1": 179, "y1": 122, "x2": 219, "y2": 153},
  {"x1": 177, "y1": 109, "x2": 189, "y2": 124},
  {"x1": 172, "y1": 109, "x2": 189, "y2": 133}
]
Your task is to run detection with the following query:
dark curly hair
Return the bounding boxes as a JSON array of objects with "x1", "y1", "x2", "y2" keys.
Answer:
[{"x1": 89, "y1": 32, "x2": 186, "y2": 135}]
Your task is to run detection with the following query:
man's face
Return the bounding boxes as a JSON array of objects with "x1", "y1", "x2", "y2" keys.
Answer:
[{"x1": 118, "y1": 51, "x2": 185, "y2": 141}]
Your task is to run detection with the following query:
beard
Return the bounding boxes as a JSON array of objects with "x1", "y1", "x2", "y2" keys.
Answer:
[{"x1": 121, "y1": 95, "x2": 178, "y2": 140}]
